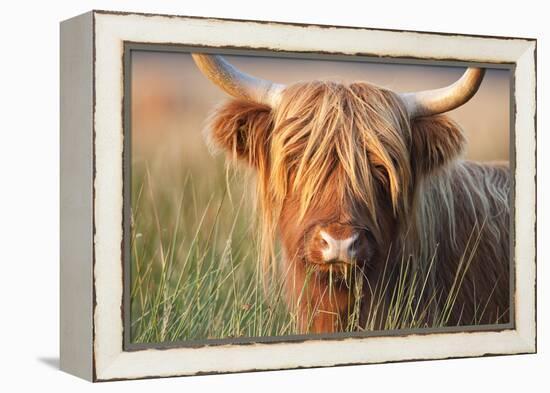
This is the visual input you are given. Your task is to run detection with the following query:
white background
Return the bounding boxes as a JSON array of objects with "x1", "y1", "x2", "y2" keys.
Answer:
[{"x1": 0, "y1": 0, "x2": 546, "y2": 391}]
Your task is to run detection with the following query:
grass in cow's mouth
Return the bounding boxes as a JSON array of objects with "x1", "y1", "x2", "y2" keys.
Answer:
[{"x1": 130, "y1": 159, "x2": 503, "y2": 345}]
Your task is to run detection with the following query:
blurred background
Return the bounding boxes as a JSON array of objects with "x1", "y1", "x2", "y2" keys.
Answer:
[
  {"x1": 130, "y1": 51, "x2": 511, "y2": 343},
  {"x1": 132, "y1": 51, "x2": 510, "y2": 165}
]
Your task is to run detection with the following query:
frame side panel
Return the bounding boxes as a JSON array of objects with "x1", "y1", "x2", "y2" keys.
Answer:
[{"x1": 60, "y1": 11, "x2": 94, "y2": 381}]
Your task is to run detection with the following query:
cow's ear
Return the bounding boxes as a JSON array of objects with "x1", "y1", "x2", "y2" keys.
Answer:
[
  {"x1": 206, "y1": 99, "x2": 273, "y2": 168},
  {"x1": 409, "y1": 115, "x2": 466, "y2": 177}
]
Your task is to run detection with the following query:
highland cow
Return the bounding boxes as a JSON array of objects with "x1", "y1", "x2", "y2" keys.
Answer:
[{"x1": 192, "y1": 54, "x2": 510, "y2": 334}]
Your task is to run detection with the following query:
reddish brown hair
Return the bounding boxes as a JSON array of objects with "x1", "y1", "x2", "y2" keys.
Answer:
[{"x1": 206, "y1": 80, "x2": 509, "y2": 332}]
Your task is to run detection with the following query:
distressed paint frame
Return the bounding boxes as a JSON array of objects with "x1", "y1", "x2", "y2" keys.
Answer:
[{"x1": 60, "y1": 10, "x2": 537, "y2": 382}]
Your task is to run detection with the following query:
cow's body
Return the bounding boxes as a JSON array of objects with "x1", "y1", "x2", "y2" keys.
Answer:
[
  {"x1": 192, "y1": 55, "x2": 510, "y2": 334},
  {"x1": 357, "y1": 160, "x2": 510, "y2": 330},
  {"x1": 408, "y1": 160, "x2": 510, "y2": 325}
]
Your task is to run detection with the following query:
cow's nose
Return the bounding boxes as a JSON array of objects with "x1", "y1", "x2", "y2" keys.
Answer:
[{"x1": 319, "y1": 229, "x2": 360, "y2": 264}]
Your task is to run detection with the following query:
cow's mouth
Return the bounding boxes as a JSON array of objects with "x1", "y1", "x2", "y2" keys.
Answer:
[{"x1": 308, "y1": 259, "x2": 362, "y2": 280}]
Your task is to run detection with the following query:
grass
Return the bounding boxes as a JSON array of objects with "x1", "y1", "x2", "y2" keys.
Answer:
[
  {"x1": 130, "y1": 158, "x2": 295, "y2": 343},
  {"x1": 130, "y1": 156, "x2": 498, "y2": 345}
]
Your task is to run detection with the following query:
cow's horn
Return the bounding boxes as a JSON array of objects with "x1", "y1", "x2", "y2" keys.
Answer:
[
  {"x1": 399, "y1": 68, "x2": 486, "y2": 118},
  {"x1": 192, "y1": 54, "x2": 285, "y2": 107}
]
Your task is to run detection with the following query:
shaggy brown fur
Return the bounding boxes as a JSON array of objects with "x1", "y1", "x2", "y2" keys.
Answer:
[{"x1": 206, "y1": 80, "x2": 510, "y2": 333}]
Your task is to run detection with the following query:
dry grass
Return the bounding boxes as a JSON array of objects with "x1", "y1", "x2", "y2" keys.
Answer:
[{"x1": 130, "y1": 156, "x2": 494, "y2": 344}]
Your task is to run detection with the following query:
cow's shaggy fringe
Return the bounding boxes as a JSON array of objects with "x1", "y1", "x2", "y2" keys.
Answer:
[{"x1": 207, "y1": 82, "x2": 412, "y2": 272}]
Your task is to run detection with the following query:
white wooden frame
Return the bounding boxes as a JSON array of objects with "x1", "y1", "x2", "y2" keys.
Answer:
[{"x1": 60, "y1": 10, "x2": 537, "y2": 382}]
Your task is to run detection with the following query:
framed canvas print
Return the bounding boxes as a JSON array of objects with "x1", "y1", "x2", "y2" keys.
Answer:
[{"x1": 60, "y1": 10, "x2": 537, "y2": 381}]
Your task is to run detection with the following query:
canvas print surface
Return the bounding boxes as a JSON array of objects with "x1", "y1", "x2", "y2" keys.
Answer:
[{"x1": 128, "y1": 50, "x2": 511, "y2": 345}]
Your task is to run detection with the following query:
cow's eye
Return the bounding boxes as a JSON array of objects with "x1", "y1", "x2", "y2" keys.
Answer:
[{"x1": 320, "y1": 238, "x2": 328, "y2": 247}]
